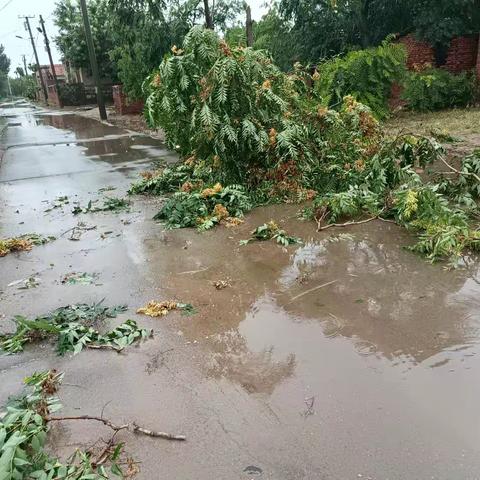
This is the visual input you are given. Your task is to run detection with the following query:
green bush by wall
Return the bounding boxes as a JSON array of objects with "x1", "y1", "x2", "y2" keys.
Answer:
[{"x1": 402, "y1": 68, "x2": 477, "y2": 111}]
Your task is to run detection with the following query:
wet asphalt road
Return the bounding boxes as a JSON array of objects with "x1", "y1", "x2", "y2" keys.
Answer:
[{"x1": 1, "y1": 101, "x2": 480, "y2": 479}]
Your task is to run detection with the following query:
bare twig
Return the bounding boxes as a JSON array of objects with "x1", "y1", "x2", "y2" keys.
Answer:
[
  {"x1": 317, "y1": 216, "x2": 379, "y2": 231},
  {"x1": 439, "y1": 155, "x2": 480, "y2": 183},
  {"x1": 46, "y1": 415, "x2": 186, "y2": 441},
  {"x1": 132, "y1": 423, "x2": 186, "y2": 441},
  {"x1": 287, "y1": 280, "x2": 338, "y2": 304},
  {"x1": 87, "y1": 344, "x2": 123, "y2": 353},
  {"x1": 46, "y1": 415, "x2": 128, "y2": 431}
]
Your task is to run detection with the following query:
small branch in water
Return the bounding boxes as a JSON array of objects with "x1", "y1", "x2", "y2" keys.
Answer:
[
  {"x1": 287, "y1": 280, "x2": 338, "y2": 304},
  {"x1": 46, "y1": 415, "x2": 186, "y2": 441},
  {"x1": 317, "y1": 216, "x2": 379, "y2": 231}
]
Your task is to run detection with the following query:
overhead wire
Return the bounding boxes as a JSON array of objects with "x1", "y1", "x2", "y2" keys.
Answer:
[{"x1": 0, "y1": 0, "x2": 14, "y2": 14}]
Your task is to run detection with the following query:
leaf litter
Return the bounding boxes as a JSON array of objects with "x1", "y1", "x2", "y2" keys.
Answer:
[
  {"x1": 61, "y1": 272, "x2": 99, "y2": 285},
  {"x1": 0, "y1": 233, "x2": 55, "y2": 257},
  {"x1": 137, "y1": 300, "x2": 195, "y2": 317},
  {"x1": 240, "y1": 221, "x2": 302, "y2": 246},
  {"x1": 0, "y1": 302, "x2": 152, "y2": 355}
]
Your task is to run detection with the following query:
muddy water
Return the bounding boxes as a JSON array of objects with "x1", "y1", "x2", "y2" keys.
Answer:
[{"x1": 1, "y1": 104, "x2": 480, "y2": 479}]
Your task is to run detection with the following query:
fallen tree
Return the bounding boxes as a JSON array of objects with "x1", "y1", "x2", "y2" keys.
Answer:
[{"x1": 132, "y1": 26, "x2": 479, "y2": 264}]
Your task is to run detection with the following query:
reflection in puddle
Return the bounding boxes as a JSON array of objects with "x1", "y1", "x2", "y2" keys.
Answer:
[{"x1": 150, "y1": 212, "x2": 480, "y2": 394}]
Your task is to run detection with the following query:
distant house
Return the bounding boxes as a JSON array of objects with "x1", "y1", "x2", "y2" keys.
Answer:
[{"x1": 35, "y1": 64, "x2": 66, "y2": 87}]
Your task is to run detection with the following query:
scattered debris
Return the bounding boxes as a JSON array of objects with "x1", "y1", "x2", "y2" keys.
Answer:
[
  {"x1": 302, "y1": 396, "x2": 315, "y2": 417},
  {"x1": 98, "y1": 185, "x2": 117, "y2": 193},
  {"x1": 61, "y1": 272, "x2": 98, "y2": 285},
  {"x1": 243, "y1": 465, "x2": 263, "y2": 475},
  {"x1": 212, "y1": 278, "x2": 231, "y2": 290},
  {"x1": 224, "y1": 216, "x2": 244, "y2": 228},
  {"x1": 0, "y1": 371, "x2": 184, "y2": 480},
  {"x1": 240, "y1": 221, "x2": 302, "y2": 246},
  {"x1": 137, "y1": 300, "x2": 195, "y2": 317},
  {"x1": 8, "y1": 275, "x2": 40, "y2": 289},
  {"x1": 72, "y1": 197, "x2": 131, "y2": 215},
  {"x1": 62, "y1": 221, "x2": 97, "y2": 241},
  {"x1": 0, "y1": 233, "x2": 55, "y2": 257},
  {"x1": 44, "y1": 195, "x2": 70, "y2": 212}
]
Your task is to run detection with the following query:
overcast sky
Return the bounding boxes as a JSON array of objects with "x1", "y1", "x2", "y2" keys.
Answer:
[{"x1": 0, "y1": 0, "x2": 268, "y2": 75}]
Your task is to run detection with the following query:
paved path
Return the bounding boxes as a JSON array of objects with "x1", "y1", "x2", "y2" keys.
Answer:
[{"x1": 1, "y1": 100, "x2": 480, "y2": 479}]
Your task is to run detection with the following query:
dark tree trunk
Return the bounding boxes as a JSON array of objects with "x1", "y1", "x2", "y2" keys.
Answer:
[
  {"x1": 204, "y1": 0, "x2": 213, "y2": 29},
  {"x1": 245, "y1": 4, "x2": 253, "y2": 46}
]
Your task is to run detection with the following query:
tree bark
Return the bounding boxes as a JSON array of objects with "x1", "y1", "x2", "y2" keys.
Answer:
[
  {"x1": 204, "y1": 0, "x2": 213, "y2": 29},
  {"x1": 245, "y1": 4, "x2": 254, "y2": 47}
]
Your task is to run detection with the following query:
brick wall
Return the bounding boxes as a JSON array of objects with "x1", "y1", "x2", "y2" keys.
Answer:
[
  {"x1": 113, "y1": 85, "x2": 144, "y2": 115},
  {"x1": 398, "y1": 34, "x2": 434, "y2": 69},
  {"x1": 444, "y1": 35, "x2": 479, "y2": 73},
  {"x1": 477, "y1": 35, "x2": 480, "y2": 79},
  {"x1": 399, "y1": 33, "x2": 479, "y2": 74}
]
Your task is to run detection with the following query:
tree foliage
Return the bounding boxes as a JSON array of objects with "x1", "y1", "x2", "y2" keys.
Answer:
[
  {"x1": 273, "y1": 0, "x2": 480, "y2": 66},
  {"x1": 315, "y1": 38, "x2": 407, "y2": 117},
  {"x1": 54, "y1": 0, "x2": 117, "y2": 80}
]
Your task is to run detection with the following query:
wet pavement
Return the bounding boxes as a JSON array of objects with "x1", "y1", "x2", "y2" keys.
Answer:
[{"x1": 1, "y1": 100, "x2": 480, "y2": 479}]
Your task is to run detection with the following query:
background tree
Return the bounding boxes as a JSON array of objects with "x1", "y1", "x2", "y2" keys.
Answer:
[
  {"x1": 0, "y1": 45, "x2": 10, "y2": 98},
  {"x1": 54, "y1": 0, "x2": 117, "y2": 80}
]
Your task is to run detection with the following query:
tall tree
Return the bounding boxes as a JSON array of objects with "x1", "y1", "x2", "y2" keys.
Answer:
[
  {"x1": 54, "y1": 0, "x2": 117, "y2": 80},
  {"x1": 0, "y1": 45, "x2": 10, "y2": 98},
  {"x1": 0, "y1": 44, "x2": 10, "y2": 75}
]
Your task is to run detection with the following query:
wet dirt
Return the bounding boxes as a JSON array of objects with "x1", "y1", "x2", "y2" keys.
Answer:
[{"x1": 1, "y1": 102, "x2": 480, "y2": 479}]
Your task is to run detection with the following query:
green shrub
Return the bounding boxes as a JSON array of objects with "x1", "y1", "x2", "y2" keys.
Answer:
[
  {"x1": 402, "y1": 68, "x2": 476, "y2": 111},
  {"x1": 314, "y1": 39, "x2": 407, "y2": 118}
]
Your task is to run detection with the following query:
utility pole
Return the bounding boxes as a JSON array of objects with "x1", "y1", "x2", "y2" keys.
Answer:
[
  {"x1": 21, "y1": 54, "x2": 28, "y2": 77},
  {"x1": 79, "y1": 0, "x2": 107, "y2": 120},
  {"x1": 39, "y1": 15, "x2": 62, "y2": 107},
  {"x1": 245, "y1": 3, "x2": 253, "y2": 47},
  {"x1": 19, "y1": 15, "x2": 48, "y2": 103}
]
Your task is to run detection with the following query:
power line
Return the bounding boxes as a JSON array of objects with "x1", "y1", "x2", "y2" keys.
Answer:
[{"x1": 0, "y1": 0, "x2": 14, "y2": 14}]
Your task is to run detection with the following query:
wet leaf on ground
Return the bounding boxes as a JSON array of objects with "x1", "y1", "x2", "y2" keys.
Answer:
[
  {"x1": 72, "y1": 197, "x2": 130, "y2": 215},
  {"x1": 240, "y1": 221, "x2": 302, "y2": 246},
  {"x1": 44, "y1": 195, "x2": 69, "y2": 212},
  {"x1": 137, "y1": 300, "x2": 195, "y2": 317},
  {"x1": 8, "y1": 276, "x2": 41, "y2": 289},
  {"x1": 61, "y1": 272, "x2": 98, "y2": 285},
  {"x1": 0, "y1": 234, "x2": 55, "y2": 257}
]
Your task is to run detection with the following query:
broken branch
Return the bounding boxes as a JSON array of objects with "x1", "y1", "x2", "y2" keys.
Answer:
[
  {"x1": 439, "y1": 155, "x2": 480, "y2": 183},
  {"x1": 287, "y1": 280, "x2": 338, "y2": 303},
  {"x1": 317, "y1": 216, "x2": 379, "y2": 231},
  {"x1": 46, "y1": 415, "x2": 186, "y2": 441}
]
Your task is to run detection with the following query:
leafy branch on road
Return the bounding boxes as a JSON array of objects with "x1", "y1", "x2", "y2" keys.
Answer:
[
  {"x1": 138, "y1": 27, "x2": 480, "y2": 263},
  {"x1": 0, "y1": 234, "x2": 55, "y2": 257},
  {"x1": 0, "y1": 303, "x2": 152, "y2": 355},
  {"x1": 0, "y1": 370, "x2": 185, "y2": 480},
  {"x1": 72, "y1": 197, "x2": 131, "y2": 215},
  {"x1": 240, "y1": 221, "x2": 302, "y2": 246}
]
